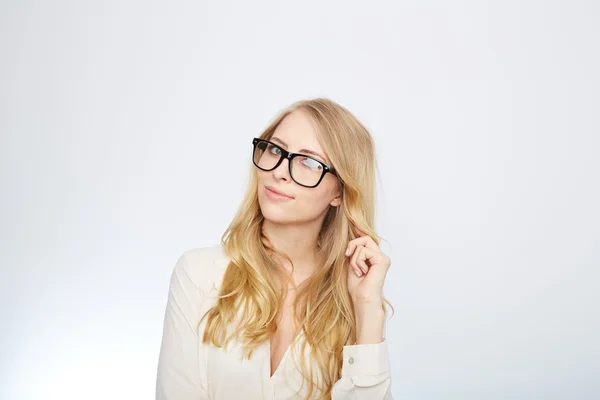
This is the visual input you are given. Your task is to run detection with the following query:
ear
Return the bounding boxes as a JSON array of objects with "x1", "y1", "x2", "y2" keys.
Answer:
[{"x1": 330, "y1": 193, "x2": 342, "y2": 207}]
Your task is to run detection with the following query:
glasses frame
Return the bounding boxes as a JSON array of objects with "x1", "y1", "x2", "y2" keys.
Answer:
[{"x1": 252, "y1": 137, "x2": 336, "y2": 188}]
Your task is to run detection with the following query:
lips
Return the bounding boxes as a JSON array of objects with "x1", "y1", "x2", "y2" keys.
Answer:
[{"x1": 265, "y1": 186, "x2": 294, "y2": 199}]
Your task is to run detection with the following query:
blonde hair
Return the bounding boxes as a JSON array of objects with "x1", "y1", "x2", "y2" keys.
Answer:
[{"x1": 199, "y1": 98, "x2": 394, "y2": 399}]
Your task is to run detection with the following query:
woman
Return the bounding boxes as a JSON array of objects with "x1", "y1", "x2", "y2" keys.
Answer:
[{"x1": 156, "y1": 98, "x2": 394, "y2": 399}]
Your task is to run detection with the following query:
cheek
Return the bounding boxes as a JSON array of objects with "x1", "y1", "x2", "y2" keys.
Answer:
[
  {"x1": 295, "y1": 186, "x2": 333, "y2": 211},
  {"x1": 257, "y1": 170, "x2": 268, "y2": 183}
]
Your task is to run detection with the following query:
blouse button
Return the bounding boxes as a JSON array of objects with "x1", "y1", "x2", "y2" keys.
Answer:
[{"x1": 348, "y1": 357, "x2": 354, "y2": 364}]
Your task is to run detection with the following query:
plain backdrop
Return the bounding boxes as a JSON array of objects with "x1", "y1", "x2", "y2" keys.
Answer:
[{"x1": 1, "y1": 1, "x2": 599, "y2": 399}]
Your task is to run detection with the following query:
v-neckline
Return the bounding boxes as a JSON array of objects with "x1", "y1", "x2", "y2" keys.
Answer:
[
  {"x1": 267, "y1": 330, "x2": 303, "y2": 379},
  {"x1": 267, "y1": 336, "x2": 292, "y2": 379}
]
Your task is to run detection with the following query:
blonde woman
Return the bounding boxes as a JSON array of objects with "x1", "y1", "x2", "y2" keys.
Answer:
[{"x1": 156, "y1": 98, "x2": 394, "y2": 399}]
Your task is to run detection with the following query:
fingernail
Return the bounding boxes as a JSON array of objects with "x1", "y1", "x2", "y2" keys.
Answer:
[
  {"x1": 345, "y1": 248, "x2": 350, "y2": 256},
  {"x1": 355, "y1": 269, "x2": 361, "y2": 277}
]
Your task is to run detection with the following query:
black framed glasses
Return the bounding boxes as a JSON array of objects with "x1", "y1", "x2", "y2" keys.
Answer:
[{"x1": 252, "y1": 137, "x2": 336, "y2": 188}]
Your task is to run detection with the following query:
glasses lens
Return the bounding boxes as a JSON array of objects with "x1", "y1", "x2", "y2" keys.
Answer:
[
  {"x1": 290, "y1": 156, "x2": 323, "y2": 187},
  {"x1": 254, "y1": 140, "x2": 281, "y2": 170},
  {"x1": 253, "y1": 140, "x2": 324, "y2": 187}
]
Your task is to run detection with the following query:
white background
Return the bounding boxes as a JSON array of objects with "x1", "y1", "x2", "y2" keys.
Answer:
[{"x1": 2, "y1": 1, "x2": 599, "y2": 399}]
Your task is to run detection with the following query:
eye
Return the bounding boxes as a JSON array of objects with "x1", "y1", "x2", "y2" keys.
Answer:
[
  {"x1": 300, "y1": 157, "x2": 323, "y2": 171},
  {"x1": 267, "y1": 144, "x2": 281, "y2": 155}
]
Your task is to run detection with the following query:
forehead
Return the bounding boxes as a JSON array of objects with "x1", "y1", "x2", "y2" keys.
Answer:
[{"x1": 270, "y1": 110, "x2": 329, "y2": 163}]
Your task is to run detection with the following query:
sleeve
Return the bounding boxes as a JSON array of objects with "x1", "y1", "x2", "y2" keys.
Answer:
[
  {"x1": 331, "y1": 339, "x2": 393, "y2": 399},
  {"x1": 331, "y1": 319, "x2": 394, "y2": 400},
  {"x1": 156, "y1": 253, "x2": 209, "y2": 400}
]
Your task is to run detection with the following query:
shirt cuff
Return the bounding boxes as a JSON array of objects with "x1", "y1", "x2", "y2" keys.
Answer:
[{"x1": 341, "y1": 338, "x2": 390, "y2": 377}]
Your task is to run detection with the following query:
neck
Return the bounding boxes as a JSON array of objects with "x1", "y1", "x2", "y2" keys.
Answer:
[{"x1": 261, "y1": 218, "x2": 322, "y2": 277}]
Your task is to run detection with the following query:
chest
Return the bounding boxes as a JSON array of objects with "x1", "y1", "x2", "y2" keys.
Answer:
[
  {"x1": 269, "y1": 305, "x2": 298, "y2": 377},
  {"x1": 203, "y1": 294, "x2": 320, "y2": 399}
]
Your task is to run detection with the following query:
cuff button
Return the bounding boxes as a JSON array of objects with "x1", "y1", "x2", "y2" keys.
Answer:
[{"x1": 348, "y1": 357, "x2": 354, "y2": 364}]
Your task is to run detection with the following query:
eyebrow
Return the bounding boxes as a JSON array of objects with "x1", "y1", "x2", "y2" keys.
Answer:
[{"x1": 270, "y1": 137, "x2": 328, "y2": 162}]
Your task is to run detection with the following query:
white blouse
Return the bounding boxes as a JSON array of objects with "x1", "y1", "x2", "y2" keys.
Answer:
[{"x1": 156, "y1": 244, "x2": 393, "y2": 399}]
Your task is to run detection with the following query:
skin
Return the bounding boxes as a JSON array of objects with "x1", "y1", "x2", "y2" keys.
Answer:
[
  {"x1": 256, "y1": 108, "x2": 391, "y2": 376},
  {"x1": 257, "y1": 108, "x2": 342, "y2": 282}
]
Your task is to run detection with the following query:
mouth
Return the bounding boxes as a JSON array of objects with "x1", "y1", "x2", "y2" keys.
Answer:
[{"x1": 265, "y1": 186, "x2": 294, "y2": 200}]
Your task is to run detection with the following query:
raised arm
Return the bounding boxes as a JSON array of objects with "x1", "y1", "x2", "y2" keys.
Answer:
[{"x1": 333, "y1": 231, "x2": 395, "y2": 399}]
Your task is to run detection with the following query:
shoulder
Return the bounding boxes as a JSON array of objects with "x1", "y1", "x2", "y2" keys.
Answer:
[{"x1": 173, "y1": 243, "x2": 231, "y2": 297}]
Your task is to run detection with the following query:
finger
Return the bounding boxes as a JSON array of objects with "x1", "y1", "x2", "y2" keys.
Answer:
[
  {"x1": 359, "y1": 246, "x2": 381, "y2": 274},
  {"x1": 363, "y1": 253, "x2": 392, "y2": 286},
  {"x1": 345, "y1": 234, "x2": 378, "y2": 257},
  {"x1": 350, "y1": 245, "x2": 364, "y2": 277},
  {"x1": 356, "y1": 247, "x2": 369, "y2": 274},
  {"x1": 349, "y1": 260, "x2": 362, "y2": 278}
]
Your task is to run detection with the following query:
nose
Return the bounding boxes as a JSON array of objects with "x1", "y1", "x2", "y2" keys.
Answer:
[{"x1": 272, "y1": 156, "x2": 291, "y2": 181}]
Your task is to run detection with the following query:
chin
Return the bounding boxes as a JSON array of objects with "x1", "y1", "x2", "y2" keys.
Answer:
[
  {"x1": 258, "y1": 198, "x2": 286, "y2": 220},
  {"x1": 259, "y1": 196, "x2": 299, "y2": 223}
]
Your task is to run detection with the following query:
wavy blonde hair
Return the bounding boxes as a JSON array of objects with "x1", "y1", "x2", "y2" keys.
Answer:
[{"x1": 199, "y1": 98, "x2": 394, "y2": 399}]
